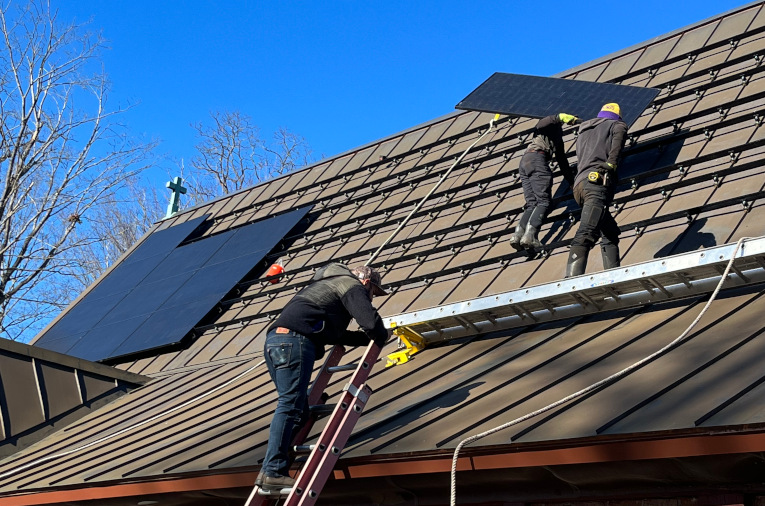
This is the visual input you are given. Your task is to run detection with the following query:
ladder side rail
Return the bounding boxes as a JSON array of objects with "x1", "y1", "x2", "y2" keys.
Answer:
[
  {"x1": 247, "y1": 345, "x2": 348, "y2": 506},
  {"x1": 285, "y1": 342, "x2": 381, "y2": 505},
  {"x1": 291, "y1": 383, "x2": 373, "y2": 505},
  {"x1": 292, "y1": 345, "x2": 347, "y2": 444}
]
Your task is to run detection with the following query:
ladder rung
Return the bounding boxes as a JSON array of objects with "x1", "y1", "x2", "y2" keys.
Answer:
[
  {"x1": 309, "y1": 404, "x2": 334, "y2": 416},
  {"x1": 293, "y1": 444, "x2": 315, "y2": 454},
  {"x1": 327, "y1": 364, "x2": 357, "y2": 373}
]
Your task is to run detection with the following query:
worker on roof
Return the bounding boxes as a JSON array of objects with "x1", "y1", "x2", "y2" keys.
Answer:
[
  {"x1": 258, "y1": 263, "x2": 389, "y2": 492},
  {"x1": 565, "y1": 103, "x2": 628, "y2": 277},
  {"x1": 510, "y1": 113, "x2": 579, "y2": 251}
]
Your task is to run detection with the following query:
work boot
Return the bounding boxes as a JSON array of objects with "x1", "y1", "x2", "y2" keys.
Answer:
[
  {"x1": 261, "y1": 474, "x2": 296, "y2": 491},
  {"x1": 565, "y1": 246, "x2": 589, "y2": 278},
  {"x1": 520, "y1": 224, "x2": 543, "y2": 250},
  {"x1": 508, "y1": 226, "x2": 525, "y2": 251},
  {"x1": 255, "y1": 472, "x2": 264, "y2": 487},
  {"x1": 601, "y1": 243, "x2": 620, "y2": 270}
]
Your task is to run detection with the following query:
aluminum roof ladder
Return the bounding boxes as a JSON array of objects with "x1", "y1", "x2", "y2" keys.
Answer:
[
  {"x1": 383, "y1": 236, "x2": 765, "y2": 366},
  {"x1": 246, "y1": 342, "x2": 381, "y2": 506}
]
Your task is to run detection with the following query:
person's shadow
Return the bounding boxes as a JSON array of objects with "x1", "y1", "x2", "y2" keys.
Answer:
[{"x1": 654, "y1": 217, "x2": 717, "y2": 258}]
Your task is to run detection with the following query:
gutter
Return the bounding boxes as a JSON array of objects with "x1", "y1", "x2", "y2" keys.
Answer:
[{"x1": 2, "y1": 428, "x2": 765, "y2": 505}]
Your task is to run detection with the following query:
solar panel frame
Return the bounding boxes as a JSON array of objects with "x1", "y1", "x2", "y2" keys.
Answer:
[{"x1": 455, "y1": 72, "x2": 660, "y2": 128}]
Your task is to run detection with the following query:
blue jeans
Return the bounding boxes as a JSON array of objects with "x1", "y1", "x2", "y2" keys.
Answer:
[{"x1": 262, "y1": 328, "x2": 317, "y2": 478}]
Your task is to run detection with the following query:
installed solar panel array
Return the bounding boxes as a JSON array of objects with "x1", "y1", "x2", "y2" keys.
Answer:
[{"x1": 34, "y1": 207, "x2": 311, "y2": 362}]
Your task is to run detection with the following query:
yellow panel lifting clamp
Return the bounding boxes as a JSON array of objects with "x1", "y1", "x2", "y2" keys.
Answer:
[{"x1": 385, "y1": 324, "x2": 426, "y2": 367}]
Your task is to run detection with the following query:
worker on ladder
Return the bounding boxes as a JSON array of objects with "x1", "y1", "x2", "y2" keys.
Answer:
[
  {"x1": 510, "y1": 113, "x2": 579, "y2": 251},
  {"x1": 258, "y1": 264, "x2": 389, "y2": 493},
  {"x1": 565, "y1": 103, "x2": 628, "y2": 277}
]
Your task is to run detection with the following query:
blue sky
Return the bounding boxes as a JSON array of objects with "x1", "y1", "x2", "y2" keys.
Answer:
[{"x1": 53, "y1": 0, "x2": 751, "y2": 188}]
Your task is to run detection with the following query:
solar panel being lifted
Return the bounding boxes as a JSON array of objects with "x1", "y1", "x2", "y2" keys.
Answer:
[
  {"x1": 34, "y1": 206, "x2": 312, "y2": 362},
  {"x1": 456, "y1": 72, "x2": 660, "y2": 128}
]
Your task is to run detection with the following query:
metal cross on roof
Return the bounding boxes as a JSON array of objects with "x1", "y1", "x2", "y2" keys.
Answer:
[{"x1": 165, "y1": 176, "x2": 187, "y2": 218}]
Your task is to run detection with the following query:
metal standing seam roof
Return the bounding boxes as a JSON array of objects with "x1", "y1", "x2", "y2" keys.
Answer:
[{"x1": 7, "y1": 2, "x2": 765, "y2": 503}]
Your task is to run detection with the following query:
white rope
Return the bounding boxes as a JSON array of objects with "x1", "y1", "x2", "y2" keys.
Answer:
[
  {"x1": 450, "y1": 237, "x2": 752, "y2": 506},
  {"x1": 0, "y1": 359, "x2": 265, "y2": 480},
  {"x1": 366, "y1": 116, "x2": 498, "y2": 267}
]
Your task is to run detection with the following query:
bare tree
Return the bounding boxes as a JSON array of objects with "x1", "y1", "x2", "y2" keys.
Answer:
[
  {"x1": 0, "y1": 1, "x2": 155, "y2": 341},
  {"x1": 70, "y1": 177, "x2": 165, "y2": 290},
  {"x1": 184, "y1": 110, "x2": 314, "y2": 205}
]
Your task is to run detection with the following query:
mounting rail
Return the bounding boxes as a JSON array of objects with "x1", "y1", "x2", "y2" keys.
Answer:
[{"x1": 383, "y1": 236, "x2": 765, "y2": 365}]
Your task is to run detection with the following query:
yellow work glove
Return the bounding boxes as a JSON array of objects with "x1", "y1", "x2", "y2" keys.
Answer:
[{"x1": 558, "y1": 113, "x2": 580, "y2": 125}]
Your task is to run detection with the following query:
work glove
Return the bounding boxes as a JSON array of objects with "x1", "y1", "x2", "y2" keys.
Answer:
[
  {"x1": 374, "y1": 329, "x2": 393, "y2": 348},
  {"x1": 601, "y1": 162, "x2": 617, "y2": 172},
  {"x1": 559, "y1": 113, "x2": 580, "y2": 125}
]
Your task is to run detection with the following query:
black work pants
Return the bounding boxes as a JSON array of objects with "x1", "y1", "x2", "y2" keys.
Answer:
[
  {"x1": 572, "y1": 181, "x2": 620, "y2": 249},
  {"x1": 518, "y1": 151, "x2": 552, "y2": 229}
]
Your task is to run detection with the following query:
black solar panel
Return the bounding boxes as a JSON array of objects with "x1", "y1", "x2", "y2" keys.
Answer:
[
  {"x1": 456, "y1": 73, "x2": 660, "y2": 128},
  {"x1": 34, "y1": 207, "x2": 312, "y2": 361}
]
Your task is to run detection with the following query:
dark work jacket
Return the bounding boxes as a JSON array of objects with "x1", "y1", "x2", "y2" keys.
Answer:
[
  {"x1": 268, "y1": 263, "x2": 387, "y2": 359},
  {"x1": 528, "y1": 115, "x2": 572, "y2": 177},
  {"x1": 573, "y1": 117, "x2": 628, "y2": 189}
]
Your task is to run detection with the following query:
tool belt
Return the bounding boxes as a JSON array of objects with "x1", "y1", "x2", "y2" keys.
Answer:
[{"x1": 588, "y1": 171, "x2": 609, "y2": 185}]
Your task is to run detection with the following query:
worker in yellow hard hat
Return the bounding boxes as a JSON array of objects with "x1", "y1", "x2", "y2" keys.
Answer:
[{"x1": 565, "y1": 103, "x2": 628, "y2": 277}]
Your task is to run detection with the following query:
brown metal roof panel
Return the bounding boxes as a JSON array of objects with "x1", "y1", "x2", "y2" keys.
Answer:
[
  {"x1": 572, "y1": 62, "x2": 607, "y2": 82},
  {"x1": 698, "y1": 121, "x2": 754, "y2": 158},
  {"x1": 271, "y1": 193, "x2": 303, "y2": 215},
  {"x1": 364, "y1": 314, "x2": 620, "y2": 453},
  {"x1": 184, "y1": 327, "x2": 245, "y2": 367},
  {"x1": 440, "y1": 265, "x2": 503, "y2": 305},
  {"x1": 137, "y1": 352, "x2": 182, "y2": 376},
  {"x1": 42, "y1": 363, "x2": 266, "y2": 485},
  {"x1": 591, "y1": 288, "x2": 765, "y2": 436},
  {"x1": 37, "y1": 363, "x2": 82, "y2": 420},
  {"x1": 439, "y1": 111, "x2": 480, "y2": 140},
  {"x1": 410, "y1": 118, "x2": 455, "y2": 152},
  {"x1": 620, "y1": 217, "x2": 687, "y2": 266},
  {"x1": 464, "y1": 157, "x2": 512, "y2": 189},
  {"x1": 385, "y1": 128, "x2": 427, "y2": 160},
  {"x1": 82, "y1": 369, "x2": 271, "y2": 480},
  {"x1": 601, "y1": 292, "x2": 765, "y2": 434},
  {"x1": 729, "y1": 31, "x2": 765, "y2": 62},
  {"x1": 221, "y1": 321, "x2": 268, "y2": 358},
  {"x1": 708, "y1": 165, "x2": 765, "y2": 206},
  {"x1": 505, "y1": 294, "x2": 745, "y2": 443},
  {"x1": 748, "y1": 3, "x2": 765, "y2": 31},
  {"x1": 247, "y1": 201, "x2": 279, "y2": 223},
  {"x1": 737, "y1": 72, "x2": 765, "y2": 102},
  {"x1": 375, "y1": 282, "x2": 426, "y2": 316},
  {"x1": 658, "y1": 180, "x2": 717, "y2": 216},
  {"x1": 362, "y1": 155, "x2": 423, "y2": 189},
  {"x1": 706, "y1": 5, "x2": 760, "y2": 47},
  {"x1": 418, "y1": 141, "x2": 453, "y2": 168},
  {"x1": 453, "y1": 305, "x2": 701, "y2": 447},
  {"x1": 645, "y1": 96, "x2": 697, "y2": 129},
  {"x1": 667, "y1": 21, "x2": 719, "y2": 60},
  {"x1": 597, "y1": 50, "x2": 644, "y2": 83},
  {"x1": 358, "y1": 139, "x2": 401, "y2": 174},
  {"x1": 630, "y1": 35, "x2": 683, "y2": 76},
  {"x1": 344, "y1": 326, "x2": 533, "y2": 455},
  {"x1": 249, "y1": 180, "x2": 282, "y2": 206},
  {"x1": 337, "y1": 146, "x2": 376, "y2": 176},
  {"x1": 1, "y1": 355, "x2": 44, "y2": 436}
]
